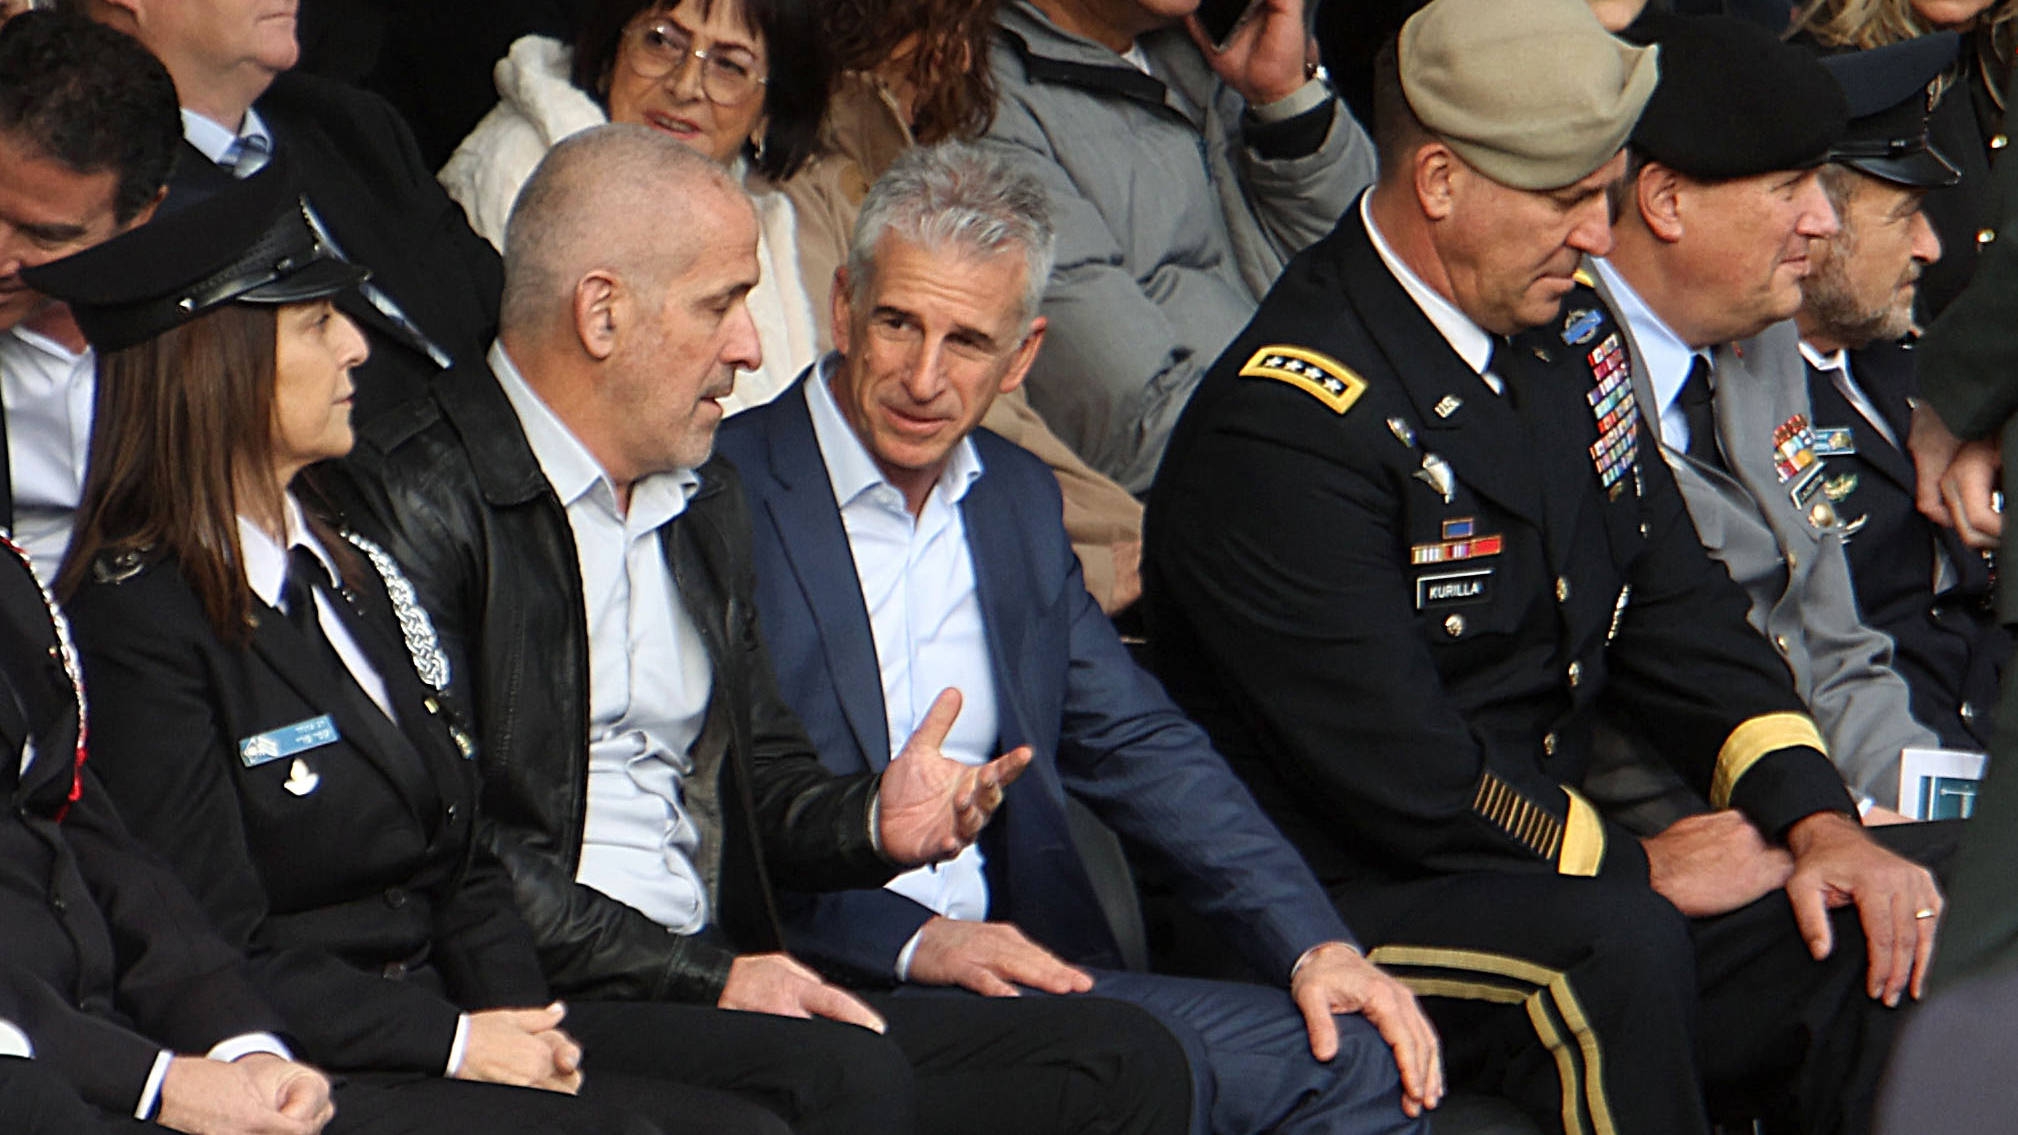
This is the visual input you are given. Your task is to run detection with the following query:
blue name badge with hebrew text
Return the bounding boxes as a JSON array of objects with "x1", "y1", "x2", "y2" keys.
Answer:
[{"x1": 239, "y1": 715, "x2": 340, "y2": 767}]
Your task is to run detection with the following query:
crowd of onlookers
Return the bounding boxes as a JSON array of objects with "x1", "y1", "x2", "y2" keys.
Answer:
[{"x1": 5, "y1": 0, "x2": 2018, "y2": 1132}]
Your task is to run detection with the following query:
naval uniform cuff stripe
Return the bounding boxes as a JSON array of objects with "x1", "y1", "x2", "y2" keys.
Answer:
[
  {"x1": 1710, "y1": 713, "x2": 1827, "y2": 809},
  {"x1": 1558, "y1": 788, "x2": 1604, "y2": 877}
]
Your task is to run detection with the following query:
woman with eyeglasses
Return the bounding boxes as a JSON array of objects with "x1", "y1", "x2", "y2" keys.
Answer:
[{"x1": 441, "y1": 0, "x2": 834, "y2": 414}]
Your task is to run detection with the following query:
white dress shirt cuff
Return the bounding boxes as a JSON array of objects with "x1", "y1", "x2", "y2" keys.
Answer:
[
  {"x1": 207, "y1": 1033, "x2": 293, "y2": 1064},
  {"x1": 446, "y1": 1013, "x2": 472, "y2": 1076},
  {"x1": 136, "y1": 1033, "x2": 292, "y2": 1120},
  {"x1": 136, "y1": 1050, "x2": 174, "y2": 1120},
  {"x1": 1289, "y1": 940, "x2": 1363, "y2": 984},
  {"x1": 895, "y1": 927, "x2": 928, "y2": 981}
]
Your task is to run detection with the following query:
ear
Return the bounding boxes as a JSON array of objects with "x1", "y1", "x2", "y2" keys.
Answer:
[
  {"x1": 1413, "y1": 141, "x2": 1458, "y2": 223},
  {"x1": 121, "y1": 186, "x2": 167, "y2": 234},
  {"x1": 95, "y1": 0, "x2": 143, "y2": 30},
  {"x1": 830, "y1": 266, "x2": 855, "y2": 357},
  {"x1": 573, "y1": 270, "x2": 622, "y2": 361},
  {"x1": 1636, "y1": 162, "x2": 1685, "y2": 244},
  {"x1": 998, "y1": 315, "x2": 1047, "y2": 396}
]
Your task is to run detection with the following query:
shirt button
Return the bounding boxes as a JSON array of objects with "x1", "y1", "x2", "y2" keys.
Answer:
[
  {"x1": 1639, "y1": 522, "x2": 1650, "y2": 538},
  {"x1": 1567, "y1": 660, "x2": 1583, "y2": 687},
  {"x1": 1555, "y1": 577, "x2": 1571, "y2": 603},
  {"x1": 1962, "y1": 701, "x2": 1979, "y2": 722},
  {"x1": 423, "y1": 697, "x2": 441, "y2": 716},
  {"x1": 1979, "y1": 228, "x2": 1998, "y2": 246},
  {"x1": 1443, "y1": 613, "x2": 1466, "y2": 637},
  {"x1": 1542, "y1": 732, "x2": 1558, "y2": 757},
  {"x1": 384, "y1": 888, "x2": 408, "y2": 910},
  {"x1": 1995, "y1": 133, "x2": 2011, "y2": 150},
  {"x1": 446, "y1": 803, "x2": 461, "y2": 824},
  {"x1": 1773, "y1": 634, "x2": 1791, "y2": 654}
]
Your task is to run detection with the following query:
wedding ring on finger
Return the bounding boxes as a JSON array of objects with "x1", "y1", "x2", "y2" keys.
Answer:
[{"x1": 1915, "y1": 908, "x2": 1938, "y2": 920}]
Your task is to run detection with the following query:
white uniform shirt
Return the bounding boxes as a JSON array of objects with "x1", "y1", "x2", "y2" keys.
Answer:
[
  {"x1": 1592, "y1": 258, "x2": 1711, "y2": 452},
  {"x1": 492, "y1": 343, "x2": 713, "y2": 934},
  {"x1": 237, "y1": 495, "x2": 397, "y2": 720},
  {"x1": 804, "y1": 365, "x2": 996, "y2": 974},
  {"x1": 0, "y1": 325, "x2": 92, "y2": 583}
]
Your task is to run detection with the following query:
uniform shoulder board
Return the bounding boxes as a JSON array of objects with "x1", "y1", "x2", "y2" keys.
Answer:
[{"x1": 1238, "y1": 345, "x2": 1367, "y2": 415}]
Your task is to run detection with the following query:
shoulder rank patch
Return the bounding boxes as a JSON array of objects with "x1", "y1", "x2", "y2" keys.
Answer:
[{"x1": 1239, "y1": 346, "x2": 1366, "y2": 415}]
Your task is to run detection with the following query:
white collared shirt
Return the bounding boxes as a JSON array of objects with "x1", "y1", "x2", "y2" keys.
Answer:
[
  {"x1": 804, "y1": 361, "x2": 998, "y2": 973},
  {"x1": 1362, "y1": 193, "x2": 1504, "y2": 394},
  {"x1": 491, "y1": 343, "x2": 713, "y2": 935},
  {"x1": 181, "y1": 107, "x2": 272, "y2": 169},
  {"x1": 237, "y1": 495, "x2": 396, "y2": 720},
  {"x1": 1798, "y1": 340, "x2": 1900, "y2": 449},
  {"x1": 1591, "y1": 258, "x2": 1710, "y2": 452},
  {"x1": 1, "y1": 325, "x2": 93, "y2": 584}
]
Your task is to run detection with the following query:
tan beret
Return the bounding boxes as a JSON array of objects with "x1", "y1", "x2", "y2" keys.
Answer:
[{"x1": 1399, "y1": 0, "x2": 1659, "y2": 190}]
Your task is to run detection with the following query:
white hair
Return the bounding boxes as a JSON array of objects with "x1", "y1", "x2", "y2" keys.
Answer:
[{"x1": 847, "y1": 140, "x2": 1056, "y2": 326}]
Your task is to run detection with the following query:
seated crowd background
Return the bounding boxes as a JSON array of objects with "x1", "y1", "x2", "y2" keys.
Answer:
[{"x1": 2, "y1": 0, "x2": 2018, "y2": 1132}]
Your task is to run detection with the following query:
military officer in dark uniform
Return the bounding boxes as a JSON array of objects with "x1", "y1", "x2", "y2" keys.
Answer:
[
  {"x1": 1798, "y1": 39, "x2": 2010, "y2": 755},
  {"x1": 1144, "y1": 0, "x2": 1948, "y2": 1132},
  {"x1": 0, "y1": 531, "x2": 336, "y2": 1132}
]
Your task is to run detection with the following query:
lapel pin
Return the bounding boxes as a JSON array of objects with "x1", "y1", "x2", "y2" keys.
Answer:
[
  {"x1": 1387, "y1": 417, "x2": 1416, "y2": 447},
  {"x1": 1433, "y1": 395, "x2": 1462, "y2": 419},
  {"x1": 283, "y1": 758, "x2": 320, "y2": 797}
]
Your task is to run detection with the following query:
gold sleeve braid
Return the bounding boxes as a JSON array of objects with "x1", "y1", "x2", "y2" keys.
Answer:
[
  {"x1": 1708, "y1": 712, "x2": 1828, "y2": 809},
  {"x1": 1472, "y1": 772, "x2": 1605, "y2": 874}
]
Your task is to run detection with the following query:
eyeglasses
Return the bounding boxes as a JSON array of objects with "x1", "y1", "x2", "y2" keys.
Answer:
[{"x1": 624, "y1": 18, "x2": 768, "y2": 107}]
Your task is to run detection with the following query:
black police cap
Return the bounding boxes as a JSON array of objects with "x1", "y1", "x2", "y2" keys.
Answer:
[
  {"x1": 21, "y1": 165, "x2": 368, "y2": 354},
  {"x1": 1820, "y1": 32, "x2": 1962, "y2": 189},
  {"x1": 1624, "y1": 11, "x2": 1849, "y2": 181}
]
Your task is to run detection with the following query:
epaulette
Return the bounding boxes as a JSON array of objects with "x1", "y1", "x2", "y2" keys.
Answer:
[{"x1": 1237, "y1": 345, "x2": 1366, "y2": 415}]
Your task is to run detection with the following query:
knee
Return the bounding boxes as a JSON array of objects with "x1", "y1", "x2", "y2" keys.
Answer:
[
  {"x1": 1066, "y1": 999, "x2": 1194, "y2": 1101},
  {"x1": 788, "y1": 1023, "x2": 915, "y2": 1120},
  {"x1": 1574, "y1": 881, "x2": 1696, "y2": 999}
]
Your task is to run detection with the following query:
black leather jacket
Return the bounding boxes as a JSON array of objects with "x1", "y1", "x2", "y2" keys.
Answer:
[{"x1": 316, "y1": 362, "x2": 897, "y2": 1004}]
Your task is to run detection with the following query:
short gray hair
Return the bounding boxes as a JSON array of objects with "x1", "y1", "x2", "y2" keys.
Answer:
[
  {"x1": 847, "y1": 140, "x2": 1056, "y2": 326},
  {"x1": 500, "y1": 123, "x2": 746, "y2": 334}
]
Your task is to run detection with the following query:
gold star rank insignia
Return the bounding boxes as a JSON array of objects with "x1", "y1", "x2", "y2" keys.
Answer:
[{"x1": 1239, "y1": 346, "x2": 1367, "y2": 415}]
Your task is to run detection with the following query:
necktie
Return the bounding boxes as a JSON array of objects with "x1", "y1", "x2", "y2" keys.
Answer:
[
  {"x1": 226, "y1": 134, "x2": 271, "y2": 179},
  {"x1": 281, "y1": 545, "x2": 344, "y2": 678},
  {"x1": 1677, "y1": 355, "x2": 1721, "y2": 468}
]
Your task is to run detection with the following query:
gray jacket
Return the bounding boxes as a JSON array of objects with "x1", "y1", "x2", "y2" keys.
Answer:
[
  {"x1": 1594, "y1": 272, "x2": 1936, "y2": 808},
  {"x1": 984, "y1": 2, "x2": 1376, "y2": 492}
]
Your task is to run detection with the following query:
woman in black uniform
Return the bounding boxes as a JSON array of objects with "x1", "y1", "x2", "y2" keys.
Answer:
[{"x1": 31, "y1": 167, "x2": 803, "y2": 1135}]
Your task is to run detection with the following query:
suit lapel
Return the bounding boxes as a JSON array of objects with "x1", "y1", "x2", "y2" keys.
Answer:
[
  {"x1": 961, "y1": 477, "x2": 1037, "y2": 756},
  {"x1": 247, "y1": 602, "x2": 434, "y2": 821},
  {"x1": 1337, "y1": 215, "x2": 1544, "y2": 527},
  {"x1": 1833, "y1": 348, "x2": 1919, "y2": 492},
  {"x1": 759, "y1": 384, "x2": 893, "y2": 768}
]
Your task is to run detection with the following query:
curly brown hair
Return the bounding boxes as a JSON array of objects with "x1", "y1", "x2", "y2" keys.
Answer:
[{"x1": 819, "y1": 0, "x2": 1001, "y2": 143}]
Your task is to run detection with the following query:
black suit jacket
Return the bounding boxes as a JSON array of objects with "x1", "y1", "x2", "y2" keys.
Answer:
[
  {"x1": 165, "y1": 71, "x2": 504, "y2": 424},
  {"x1": 0, "y1": 543, "x2": 282, "y2": 1114},
  {"x1": 66, "y1": 535, "x2": 549, "y2": 1074}
]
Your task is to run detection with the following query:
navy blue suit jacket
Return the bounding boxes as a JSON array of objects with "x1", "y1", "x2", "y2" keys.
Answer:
[{"x1": 716, "y1": 371, "x2": 1353, "y2": 984}]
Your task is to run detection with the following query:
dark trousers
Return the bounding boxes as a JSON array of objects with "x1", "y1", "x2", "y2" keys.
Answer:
[
  {"x1": 1338, "y1": 823, "x2": 1957, "y2": 1135},
  {"x1": 571, "y1": 991, "x2": 1193, "y2": 1135},
  {"x1": 1014, "y1": 971, "x2": 1423, "y2": 1135}
]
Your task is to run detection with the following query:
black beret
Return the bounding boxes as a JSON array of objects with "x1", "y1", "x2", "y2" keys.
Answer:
[
  {"x1": 20, "y1": 163, "x2": 368, "y2": 354},
  {"x1": 1820, "y1": 32, "x2": 1961, "y2": 189},
  {"x1": 1625, "y1": 12, "x2": 1849, "y2": 181}
]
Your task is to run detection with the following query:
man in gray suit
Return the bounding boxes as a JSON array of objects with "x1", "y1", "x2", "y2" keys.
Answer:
[{"x1": 1588, "y1": 13, "x2": 1938, "y2": 817}]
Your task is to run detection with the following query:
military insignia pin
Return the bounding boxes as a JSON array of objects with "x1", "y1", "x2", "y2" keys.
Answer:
[
  {"x1": 1562, "y1": 308, "x2": 1603, "y2": 346},
  {"x1": 1433, "y1": 395, "x2": 1462, "y2": 419},
  {"x1": 1387, "y1": 417, "x2": 1416, "y2": 447},
  {"x1": 1771, "y1": 415, "x2": 1820, "y2": 484},
  {"x1": 1238, "y1": 346, "x2": 1366, "y2": 414},
  {"x1": 1415, "y1": 452, "x2": 1456, "y2": 503},
  {"x1": 283, "y1": 758, "x2": 320, "y2": 797},
  {"x1": 1810, "y1": 427, "x2": 1857, "y2": 458},
  {"x1": 1822, "y1": 473, "x2": 1859, "y2": 503}
]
